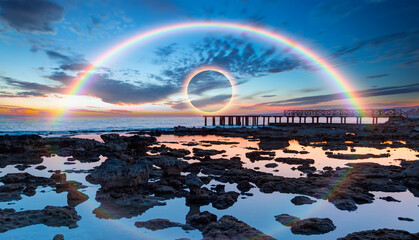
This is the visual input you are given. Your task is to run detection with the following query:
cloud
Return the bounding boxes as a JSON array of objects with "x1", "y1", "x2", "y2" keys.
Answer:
[
  {"x1": 45, "y1": 50, "x2": 72, "y2": 62},
  {"x1": 155, "y1": 36, "x2": 309, "y2": 88},
  {"x1": 0, "y1": 0, "x2": 65, "y2": 34},
  {"x1": 366, "y1": 74, "x2": 389, "y2": 79},
  {"x1": 43, "y1": 71, "x2": 75, "y2": 84},
  {"x1": 261, "y1": 95, "x2": 276, "y2": 98},
  {"x1": 80, "y1": 74, "x2": 180, "y2": 105},
  {"x1": 312, "y1": 0, "x2": 365, "y2": 20},
  {"x1": 297, "y1": 88, "x2": 323, "y2": 93},
  {"x1": 154, "y1": 43, "x2": 177, "y2": 58},
  {"x1": 331, "y1": 30, "x2": 419, "y2": 66},
  {"x1": 264, "y1": 83, "x2": 419, "y2": 106},
  {"x1": 190, "y1": 94, "x2": 232, "y2": 110},
  {"x1": 187, "y1": 70, "x2": 232, "y2": 96},
  {"x1": 0, "y1": 91, "x2": 46, "y2": 98},
  {"x1": 1, "y1": 76, "x2": 63, "y2": 93}
]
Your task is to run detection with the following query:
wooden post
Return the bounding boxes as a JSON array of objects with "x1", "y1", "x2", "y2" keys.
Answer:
[
  {"x1": 204, "y1": 116, "x2": 207, "y2": 126},
  {"x1": 263, "y1": 117, "x2": 265, "y2": 126},
  {"x1": 212, "y1": 116, "x2": 215, "y2": 126}
]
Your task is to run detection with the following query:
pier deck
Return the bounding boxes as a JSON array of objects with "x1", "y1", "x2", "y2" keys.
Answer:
[{"x1": 203, "y1": 109, "x2": 408, "y2": 126}]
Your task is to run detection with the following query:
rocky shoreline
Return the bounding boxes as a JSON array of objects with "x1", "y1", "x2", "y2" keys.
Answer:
[{"x1": 0, "y1": 118, "x2": 418, "y2": 239}]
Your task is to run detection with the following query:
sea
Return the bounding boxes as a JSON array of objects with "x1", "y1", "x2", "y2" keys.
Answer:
[{"x1": 0, "y1": 116, "x2": 390, "y2": 135}]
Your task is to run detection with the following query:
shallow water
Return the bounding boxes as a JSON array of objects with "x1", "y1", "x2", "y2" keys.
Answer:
[{"x1": 0, "y1": 134, "x2": 418, "y2": 239}]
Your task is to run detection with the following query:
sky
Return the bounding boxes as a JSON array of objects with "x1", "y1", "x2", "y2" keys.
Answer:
[{"x1": 0, "y1": 0, "x2": 418, "y2": 117}]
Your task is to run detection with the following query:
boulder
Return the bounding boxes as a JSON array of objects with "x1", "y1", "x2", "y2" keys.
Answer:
[
  {"x1": 290, "y1": 218, "x2": 336, "y2": 235},
  {"x1": 291, "y1": 196, "x2": 316, "y2": 205},
  {"x1": 86, "y1": 158, "x2": 151, "y2": 189},
  {"x1": 202, "y1": 215, "x2": 275, "y2": 240}
]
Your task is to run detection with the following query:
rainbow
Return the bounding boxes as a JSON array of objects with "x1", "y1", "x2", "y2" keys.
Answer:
[{"x1": 55, "y1": 21, "x2": 362, "y2": 119}]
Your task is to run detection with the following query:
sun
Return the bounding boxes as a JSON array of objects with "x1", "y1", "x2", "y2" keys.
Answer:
[{"x1": 185, "y1": 66, "x2": 234, "y2": 114}]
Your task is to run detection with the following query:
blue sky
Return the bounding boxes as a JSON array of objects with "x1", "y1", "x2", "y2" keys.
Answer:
[{"x1": 0, "y1": 0, "x2": 418, "y2": 116}]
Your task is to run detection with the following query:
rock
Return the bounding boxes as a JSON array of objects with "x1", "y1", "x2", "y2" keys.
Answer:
[
  {"x1": 290, "y1": 218, "x2": 336, "y2": 235},
  {"x1": 202, "y1": 215, "x2": 275, "y2": 240},
  {"x1": 275, "y1": 214, "x2": 300, "y2": 226},
  {"x1": 297, "y1": 164, "x2": 316, "y2": 174},
  {"x1": 398, "y1": 217, "x2": 414, "y2": 222},
  {"x1": 35, "y1": 165, "x2": 47, "y2": 170},
  {"x1": 265, "y1": 163, "x2": 278, "y2": 168},
  {"x1": 92, "y1": 188, "x2": 166, "y2": 219},
  {"x1": 379, "y1": 196, "x2": 401, "y2": 202},
  {"x1": 199, "y1": 140, "x2": 239, "y2": 145},
  {"x1": 259, "y1": 138, "x2": 289, "y2": 150},
  {"x1": 86, "y1": 158, "x2": 151, "y2": 189},
  {"x1": 186, "y1": 174, "x2": 203, "y2": 195},
  {"x1": 212, "y1": 192, "x2": 239, "y2": 210},
  {"x1": 237, "y1": 181, "x2": 252, "y2": 192},
  {"x1": 193, "y1": 148, "x2": 226, "y2": 157},
  {"x1": 326, "y1": 153, "x2": 390, "y2": 160},
  {"x1": 154, "y1": 185, "x2": 176, "y2": 195},
  {"x1": 53, "y1": 234, "x2": 64, "y2": 240},
  {"x1": 15, "y1": 164, "x2": 31, "y2": 171},
  {"x1": 291, "y1": 196, "x2": 316, "y2": 205},
  {"x1": 332, "y1": 199, "x2": 358, "y2": 211},
  {"x1": 186, "y1": 211, "x2": 217, "y2": 230},
  {"x1": 161, "y1": 148, "x2": 191, "y2": 158},
  {"x1": 0, "y1": 206, "x2": 80, "y2": 233},
  {"x1": 134, "y1": 218, "x2": 193, "y2": 231},
  {"x1": 275, "y1": 157, "x2": 315, "y2": 165},
  {"x1": 337, "y1": 228, "x2": 419, "y2": 240},
  {"x1": 67, "y1": 189, "x2": 89, "y2": 207},
  {"x1": 245, "y1": 151, "x2": 275, "y2": 162},
  {"x1": 148, "y1": 156, "x2": 189, "y2": 176}
]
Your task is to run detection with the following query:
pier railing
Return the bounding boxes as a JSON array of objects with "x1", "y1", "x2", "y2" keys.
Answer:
[{"x1": 203, "y1": 108, "x2": 408, "y2": 126}]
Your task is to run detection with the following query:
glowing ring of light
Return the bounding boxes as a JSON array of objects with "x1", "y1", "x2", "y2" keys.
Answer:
[{"x1": 184, "y1": 66, "x2": 234, "y2": 114}]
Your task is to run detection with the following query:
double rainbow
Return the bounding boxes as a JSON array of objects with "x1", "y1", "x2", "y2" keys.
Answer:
[{"x1": 56, "y1": 21, "x2": 362, "y2": 119}]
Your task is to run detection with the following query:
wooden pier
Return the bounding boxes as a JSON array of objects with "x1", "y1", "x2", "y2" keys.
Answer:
[{"x1": 203, "y1": 109, "x2": 408, "y2": 126}]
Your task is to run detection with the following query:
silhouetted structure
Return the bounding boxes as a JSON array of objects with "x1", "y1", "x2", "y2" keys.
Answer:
[{"x1": 203, "y1": 109, "x2": 408, "y2": 126}]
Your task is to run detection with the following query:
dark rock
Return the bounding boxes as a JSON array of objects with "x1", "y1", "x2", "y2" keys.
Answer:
[
  {"x1": 291, "y1": 196, "x2": 316, "y2": 205},
  {"x1": 337, "y1": 228, "x2": 419, "y2": 240},
  {"x1": 147, "y1": 156, "x2": 189, "y2": 176},
  {"x1": 35, "y1": 165, "x2": 47, "y2": 170},
  {"x1": 202, "y1": 215, "x2": 275, "y2": 240},
  {"x1": 297, "y1": 164, "x2": 316, "y2": 174},
  {"x1": 245, "y1": 151, "x2": 275, "y2": 162},
  {"x1": 237, "y1": 181, "x2": 252, "y2": 192},
  {"x1": 275, "y1": 157, "x2": 315, "y2": 165},
  {"x1": 326, "y1": 153, "x2": 390, "y2": 160},
  {"x1": 134, "y1": 218, "x2": 193, "y2": 231},
  {"x1": 0, "y1": 206, "x2": 80, "y2": 233},
  {"x1": 186, "y1": 211, "x2": 217, "y2": 230},
  {"x1": 212, "y1": 192, "x2": 239, "y2": 210},
  {"x1": 193, "y1": 148, "x2": 226, "y2": 157},
  {"x1": 332, "y1": 199, "x2": 358, "y2": 211},
  {"x1": 265, "y1": 163, "x2": 278, "y2": 168},
  {"x1": 186, "y1": 174, "x2": 203, "y2": 195},
  {"x1": 379, "y1": 196, "x2": 401, "y2": 202},
  {"x1": 53, "y1": 234, "x2": 64, "y2": 240},
  {"x1": 15, "y1": 164, "x2": 31, "y2": 171},
  {"x1": 86, "y1": 158, "x2": 151, "y2": 189},
  {"x1": 275, "y1": 214, "x2": 300, "y2": 226},
  {"x1": 398, "y1": 217, "x2": 414, "y2": 222},
  {"x1": 290, "y1": 217, "x2": 336, "y2": 235},
  {"x1": 67, "y1": 189, "x2": 89, "y2": 207}
]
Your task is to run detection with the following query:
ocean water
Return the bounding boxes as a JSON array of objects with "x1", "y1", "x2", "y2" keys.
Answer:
[
  {"x1": 0, "y1": 116, "x2": 204, "y2": 135},
  {"x1": 0, "y1": 116, "x2": 389, "y2": 135}
]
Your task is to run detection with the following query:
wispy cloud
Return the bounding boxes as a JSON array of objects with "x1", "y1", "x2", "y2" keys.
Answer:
[
  {"x1": 264, "y1": 83, "x2": 419, "y2": 106},
  {"x1": 366, "y1": 74, "x2": 389, "y2": 79},
  {"x1": 0, "y1": 0, "x2": 65, "y2": 34}
]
